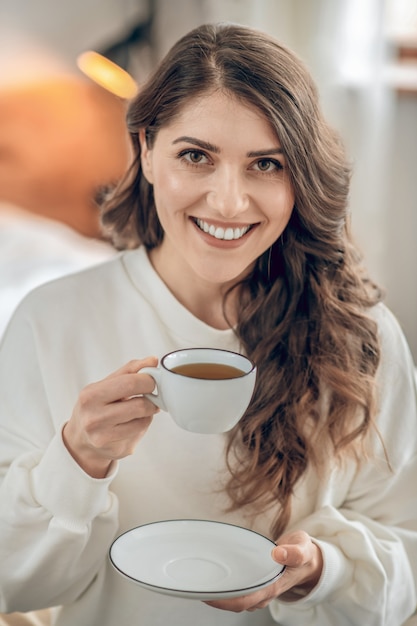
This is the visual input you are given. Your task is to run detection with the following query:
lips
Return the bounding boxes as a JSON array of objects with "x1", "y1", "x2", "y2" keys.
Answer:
[{"x1": 194, "y1": 218, "x2": 252, "y2": 241}]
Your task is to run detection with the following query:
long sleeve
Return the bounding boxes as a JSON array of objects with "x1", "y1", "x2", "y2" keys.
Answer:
[
  {"x1": 0, "y1": 295, "x2": 119, "y2": 612},
  {"x1": 0, "y1": 251, "x2": 278, "y2": 626},
  {"x1": 2, "y1": 253, "x2": 416, "y2": 625},
  {"x1": 270, "y1": 305, "x2": 417, "y2": 625}
]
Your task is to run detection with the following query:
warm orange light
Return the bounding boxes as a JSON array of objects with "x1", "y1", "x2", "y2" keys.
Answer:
[{"x1": 76, "y1": 51, "x2": 138, "y2": 99}]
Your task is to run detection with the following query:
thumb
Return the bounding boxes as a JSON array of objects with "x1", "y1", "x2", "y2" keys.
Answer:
[{"x1": 271, "y1": 545, "x2": 288, "y2": 566}]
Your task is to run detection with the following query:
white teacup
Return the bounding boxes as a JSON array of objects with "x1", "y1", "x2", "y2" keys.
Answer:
[{"x1": 141, "y1": 348, "x2": 257, "y2": 434}]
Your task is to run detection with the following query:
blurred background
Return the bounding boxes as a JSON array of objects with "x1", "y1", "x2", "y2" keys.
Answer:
[{"x1": 0, "y1": 0, "x2": 416, "y2": 361}]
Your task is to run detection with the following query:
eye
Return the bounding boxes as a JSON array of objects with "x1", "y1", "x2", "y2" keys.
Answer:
[
  {"x1": 178, "y1": 149, "x2": 209, "y2": 165},
  {"x1": 252, "y1": 158, "x2": 283, "y2": 173}
]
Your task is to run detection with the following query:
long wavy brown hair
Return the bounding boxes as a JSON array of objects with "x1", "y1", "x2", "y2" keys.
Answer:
[{"x1": 101, "y1": 23, "x2": 383, "y2": 539}]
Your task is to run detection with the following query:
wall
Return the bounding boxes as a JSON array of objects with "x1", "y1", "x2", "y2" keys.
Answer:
[{"x1": 1, "y1": 0, "x2": 416, "y2": 360}]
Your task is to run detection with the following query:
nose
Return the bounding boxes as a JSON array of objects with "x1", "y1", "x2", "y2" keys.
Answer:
[{"x1": 206, "y1": 166, "x2": 249, "y2": 218}]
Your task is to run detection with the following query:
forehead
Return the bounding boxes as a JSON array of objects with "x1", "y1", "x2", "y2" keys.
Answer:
[{"x1": 161, "y1": 90, "x2": 279, "y2": 143}]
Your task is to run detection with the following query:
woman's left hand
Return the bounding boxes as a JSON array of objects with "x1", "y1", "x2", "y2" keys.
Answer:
[{"x1": 204, "y1": 530, "x2": 323, "y2": 613}]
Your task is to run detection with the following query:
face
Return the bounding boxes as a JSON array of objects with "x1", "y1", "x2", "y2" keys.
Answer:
[{"x1": 139, "y1": 90, "x2": 295, "y2": 294}]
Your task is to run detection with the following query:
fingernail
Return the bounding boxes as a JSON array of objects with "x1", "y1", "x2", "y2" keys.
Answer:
[{"x1": 273, "y1": 546, "x2": 287, "y2": 562}]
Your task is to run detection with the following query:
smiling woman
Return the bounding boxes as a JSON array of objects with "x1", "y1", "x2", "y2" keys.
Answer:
[
  {"x1": 0, "y1": 22, "x2": 416, "y2": 626},
  {"x1": 135, "y1": 90, "x2": 294, "y2": 311}
]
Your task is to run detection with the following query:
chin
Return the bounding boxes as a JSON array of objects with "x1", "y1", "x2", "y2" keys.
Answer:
[{"x1": 196, "y1": 264, "x2": 250, "y2": 286}]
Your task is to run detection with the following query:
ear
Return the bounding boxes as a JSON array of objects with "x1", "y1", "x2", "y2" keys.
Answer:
[{"x1": 139, "y1": 128, "x2": 154, "y2": 184}]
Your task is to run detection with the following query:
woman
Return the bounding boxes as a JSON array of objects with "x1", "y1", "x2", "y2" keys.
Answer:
[{"x1": 0, "y1": 23, "x2": 416, "y2": 626}]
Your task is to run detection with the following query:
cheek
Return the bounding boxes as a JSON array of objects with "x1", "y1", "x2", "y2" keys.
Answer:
[
  {"x1": 267, "y1": 185, "x2": 294, "y2": 223},
  {"x1": 153, "y1": 168, "x2": 202, "y2": 210},
  {"x1": 281, "y1": 184, "x2": 295, "y2": 220}
]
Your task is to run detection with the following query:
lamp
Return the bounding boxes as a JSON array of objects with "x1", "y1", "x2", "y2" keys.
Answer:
[{"x1": 76, "y1": 50, "x2": 138, "y2": 99}]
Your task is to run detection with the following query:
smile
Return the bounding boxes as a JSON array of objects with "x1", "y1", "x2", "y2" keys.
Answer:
[{"x1": 194, "y1": 218, "x2": 252, "y2": 241}]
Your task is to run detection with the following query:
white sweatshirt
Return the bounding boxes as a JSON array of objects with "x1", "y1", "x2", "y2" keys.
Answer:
[{"x1": 0, "y1": 246, "x2": 416, "y2": 626}]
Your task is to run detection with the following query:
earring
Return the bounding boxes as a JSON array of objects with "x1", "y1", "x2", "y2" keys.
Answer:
[{"x1": 267, "y1": 246, "x2": 272, "y2": 283}]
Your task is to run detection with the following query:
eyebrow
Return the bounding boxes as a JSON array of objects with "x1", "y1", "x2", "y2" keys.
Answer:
[{"x1": 172, "y1": 136, "x2": 283, "y2": 158}]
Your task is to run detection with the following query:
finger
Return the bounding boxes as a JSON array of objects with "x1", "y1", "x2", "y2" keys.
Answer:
[
  {"x1": 272, "y1": 545, "x2": 290, "y2": 565},
  {"x1": 272, "y1": 530, "x2": 313, "y2": 568},
  {"x1": 205, "y1": 590, "x2": 266, "y2": 613},
  {"x1": 101, "y1": 395, "x2": 159, "y2": 424},
  {"x1": 272, "y1": 543, "x2": 307, "y2": 568},
  {"x1": 246, "y1": 599, "x2": 272, "y2": 611},
  {"x1": 105, "y1": 357, "x2": 159, "y2": 380},
  {"x1": 80, "y1": 369, "x2": 157, "y2": 406},
  {"x1": 103, "y1": 414, "x2": 155, "y2": 444},
  {"x1": 204, "y1": 598, "x2": 246, "y2": 612},
  {"x1": 85, "y1": 415, "x2": 155, "y2": 460}
]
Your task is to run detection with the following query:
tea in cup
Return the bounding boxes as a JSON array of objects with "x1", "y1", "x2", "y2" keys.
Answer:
[{"x1": 141, "y1": 348, "x2": 256, "y2": 434}]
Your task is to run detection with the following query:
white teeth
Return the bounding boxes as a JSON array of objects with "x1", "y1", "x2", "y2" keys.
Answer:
[{"x1": 196, "y1": 219, "x2": 250, "y2": 241}]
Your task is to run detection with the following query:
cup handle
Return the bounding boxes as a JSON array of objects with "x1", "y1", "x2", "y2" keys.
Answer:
[{"x1": 140, "y1": 366, "x2": 168, "y2": 412}]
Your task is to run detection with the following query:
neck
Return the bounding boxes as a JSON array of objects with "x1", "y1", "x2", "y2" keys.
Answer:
[{"x1": 149, "y1": 247, "x2": 239, "y2": 330}]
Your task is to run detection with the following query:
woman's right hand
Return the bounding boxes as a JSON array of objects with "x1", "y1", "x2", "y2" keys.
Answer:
[{"x1": 62, "y1": 357, "x2": 159, "y2": 478}]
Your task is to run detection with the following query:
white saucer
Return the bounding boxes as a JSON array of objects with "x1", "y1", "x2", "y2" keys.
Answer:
[{"x1": 109, "y1": 519, "x2": 285, "y2": 600}]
